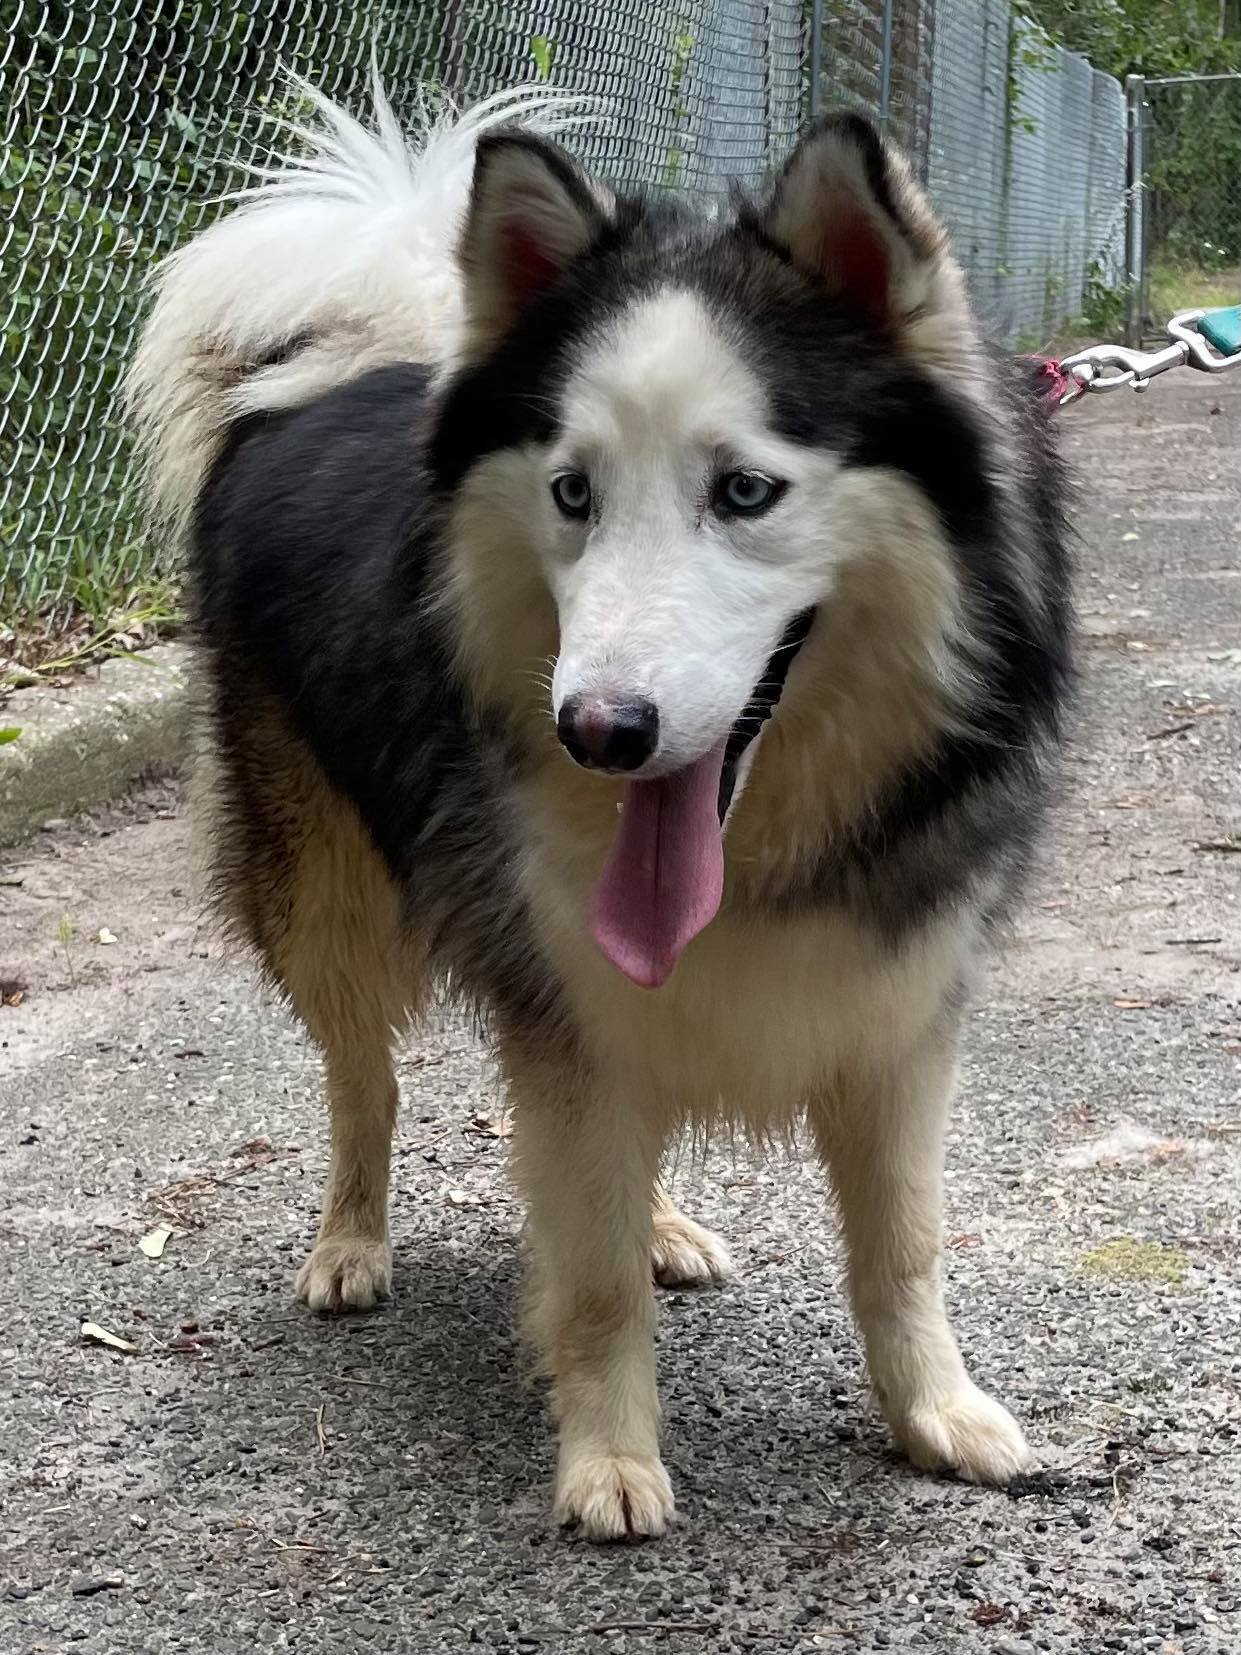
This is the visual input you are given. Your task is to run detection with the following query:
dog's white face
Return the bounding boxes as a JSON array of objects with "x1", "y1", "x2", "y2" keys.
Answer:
[
  {"x1": 541, "y1": 287, "x2": 841, "y2": 775},
  {"x1": 447, "y1": 115, "x2": 959, "y2": 785}
]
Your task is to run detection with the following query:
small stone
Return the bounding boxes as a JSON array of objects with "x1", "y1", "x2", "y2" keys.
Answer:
[{"x1": 70, "y1": 1575, "x2": 123, "y2": 1597}]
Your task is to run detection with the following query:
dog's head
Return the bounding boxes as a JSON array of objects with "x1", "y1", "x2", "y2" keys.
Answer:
[{"x1": 431, "y1": 114, "x2": 985, "y2": 985}]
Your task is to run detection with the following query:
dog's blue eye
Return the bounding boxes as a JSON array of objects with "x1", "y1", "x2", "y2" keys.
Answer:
[
  {"x1": 717, "y1": 472, "x2": 782, "y2": 515},
  {"x1": 551, "y1": 473, "x2": 591, "y2": 519}
]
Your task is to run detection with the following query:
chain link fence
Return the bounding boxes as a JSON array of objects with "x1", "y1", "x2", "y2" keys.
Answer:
[
  {"x1": 0, "y1": 0, "x2": 1140, "y2": 643},
  {"x1": 0, "y1": 0, "x2": 804, "y2": 638},
  {"x1": 920, "y1": 0, "x2": 1125, "y2": 346},
  {"x1": 808, "y1": 0, "x2": 934, "y2": 162},
  {"x1": 1129, "y1": 73, "x2": 1241, "y2": 344}
]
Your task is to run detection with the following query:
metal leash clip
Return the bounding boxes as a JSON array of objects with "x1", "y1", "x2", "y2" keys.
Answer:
[{"x1": 1057, "y1": 307, "x2": 1241, "y2": 405}]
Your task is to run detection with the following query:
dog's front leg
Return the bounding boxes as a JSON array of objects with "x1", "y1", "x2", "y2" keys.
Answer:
[
  {"x1": 509, "y1": 1051, "x2": 672, "y2": 1540},
  {"x1": 812, "y1": 1022, "x2": 1032, "y2": 1485}
]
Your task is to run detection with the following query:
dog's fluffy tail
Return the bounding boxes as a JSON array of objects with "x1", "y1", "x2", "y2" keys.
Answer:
[{"x1": 126, "y1": 76, "x2": 593, "y2": 535}]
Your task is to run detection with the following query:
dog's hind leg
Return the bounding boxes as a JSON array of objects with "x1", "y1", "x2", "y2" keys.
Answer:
[
  {"x1": 811, "y1": 1021, "x2": 1032, "y2": 1485},
  {"x1": 211, "y1": 717, "x2": 423, "y2": 1313},
  {"x1": 276, "y1": 806, "x2": 422, "y2": 1313},
  {"x1": 650, "y1": 1184, "x2": 731, "y2": 1287},
  {"x1": 292, "y1": 1036, "x2": 402, "y2": 1313},
  {"x1": 508, "y1": 1046, "x2": 673, "y2": 1541}
]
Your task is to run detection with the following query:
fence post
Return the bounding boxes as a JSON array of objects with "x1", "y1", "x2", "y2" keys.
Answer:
[
  {"x1": 808, "y1": 0, "x2": 824, "y2": 119},
  {"x1": 878, "y1": 0, "x2": 895, "y2": 126},
  {"x1": 1124, "y1": 72, "x2": 1145, "y2": 345}
]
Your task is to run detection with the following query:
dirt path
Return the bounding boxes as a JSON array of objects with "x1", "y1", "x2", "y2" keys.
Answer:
[{"x1": 1, "y1": 372, "x2": 1238, "y2": 1653}]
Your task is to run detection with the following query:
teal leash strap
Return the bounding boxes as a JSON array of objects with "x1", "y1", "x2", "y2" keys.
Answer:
[{"x1": 1198, "y1": 305, "x2": 1241, "y2": 359}]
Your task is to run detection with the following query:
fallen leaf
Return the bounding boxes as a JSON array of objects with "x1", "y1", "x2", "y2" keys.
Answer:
[
  {"x1": 232, "y1": 1136, "x2": 274, "y2": 1159},
  {"x1": 80, "y1": 1321, "x2": 139, "y2": 1354},
  {"x1": 446, "y1": 1187, "x2": 473, "y2": 1207},
  {"x1": 1113, "y1": 997, "x2": 1154, "y2": 1010},
  {"x1": 1, "y1": 971, "x2": 28, "y2": 1007},
  {"x1": 466, "y1": 1110, "x2": 513, "y2": 1139},
  {"x1": 95, "y1": 927, "x2": 118, "y2": 945},
  {"x1": 1062, "y1": 1122, "x2": 1185, "y2": 1171},
  {"x1": 137, "y1": 1222, "x2": 174, "y2": 1260},
  {"x1": 1145, "y1": 721, "x2": 1194, "y2": 741},
  {"x1": 168, "y1": 1332, "x2": 214, "y2": 1356}
]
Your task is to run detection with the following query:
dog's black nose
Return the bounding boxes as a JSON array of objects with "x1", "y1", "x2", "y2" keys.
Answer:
[{"x1": 556, "y1": 694, "x2": 659, "y2": 772}]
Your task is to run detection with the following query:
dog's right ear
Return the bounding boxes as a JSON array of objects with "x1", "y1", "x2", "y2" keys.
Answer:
[
  {"x1": 459, "y1": 134, "x2": 614, "y2": 356},
  {"x1": 762, "y1": 113, "x2": 947, "y2": 329}
]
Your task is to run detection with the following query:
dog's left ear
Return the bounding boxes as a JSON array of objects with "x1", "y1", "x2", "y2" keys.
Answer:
[
  {"x1": 459, "y1": 133, "x2": 615, "y2": 356},
  {"x1": 763, "y1": 114, "x2": 947, "y2": 328}
]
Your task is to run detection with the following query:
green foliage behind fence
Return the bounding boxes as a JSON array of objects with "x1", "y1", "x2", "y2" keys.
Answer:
[
  {"x1": 1, "y1": 0, "x2": 455, "y2": 635},
  {"x1": 1, "y1": 1, "x2": 806, "y2": 640}
]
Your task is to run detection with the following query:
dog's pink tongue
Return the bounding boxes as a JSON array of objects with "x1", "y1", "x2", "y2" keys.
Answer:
[{"x1": 590, "y1": 739, "x2": 727, "y2": 989}]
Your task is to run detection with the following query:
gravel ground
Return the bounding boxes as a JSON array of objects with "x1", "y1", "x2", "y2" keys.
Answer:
[{"x1": 1, "y1": 371, "x2": 1238, "y2": 1653}]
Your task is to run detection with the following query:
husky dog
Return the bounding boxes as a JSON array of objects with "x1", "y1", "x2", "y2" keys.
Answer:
[{"x1": 127, "y1": 80, "x2": 1070, "y2": 1539}]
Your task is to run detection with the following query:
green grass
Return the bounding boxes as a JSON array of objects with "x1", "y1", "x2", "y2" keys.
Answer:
[
  {"x1": 1024, "y1": 260, "x2": 1240, "y2": 359},
  {"x1": 1, "y1": 575, "x2": 183, "y2": 681},
  {"x1": 1148, "y1": 260, "x2": 1240, "y2": 322}
]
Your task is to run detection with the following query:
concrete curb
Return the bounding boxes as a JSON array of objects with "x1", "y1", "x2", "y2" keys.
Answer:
[{"x1": 0, "y1": 642, "x2": 193, "y2": 847}]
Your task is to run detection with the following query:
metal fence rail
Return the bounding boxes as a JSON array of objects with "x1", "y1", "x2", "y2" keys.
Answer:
[{"x1": 0, "y1": 0, "x2": 1136, "y2": 637}]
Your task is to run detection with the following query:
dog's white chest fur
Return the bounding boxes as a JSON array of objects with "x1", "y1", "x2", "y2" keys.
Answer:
[{"x1": 532, "y1": 881, "x2": 968, "y2": 1126}]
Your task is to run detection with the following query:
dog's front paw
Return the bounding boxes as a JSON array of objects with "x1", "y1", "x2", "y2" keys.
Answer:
[
  {"x1": 651, "y1": 1208, "x2": 732, "y2": 1288},
  {"x1": 888, "y1": 1382, "x2": 1032, "y2": 1485},
  {"x1": 555, "y1": 1453, "x2": 675, "y2": 1541},
  {"x1": 294, "y1": 1234, "x2": 391, "y2": 1312}
]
